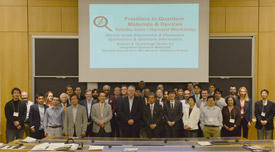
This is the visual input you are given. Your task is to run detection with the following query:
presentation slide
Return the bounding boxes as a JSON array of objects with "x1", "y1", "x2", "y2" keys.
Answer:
[{"x1": 89, "y1": 4, "x2": 199, "y2": 68}]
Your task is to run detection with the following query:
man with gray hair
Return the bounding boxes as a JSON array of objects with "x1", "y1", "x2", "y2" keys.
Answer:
[
  {"x1": 21, "y1": 91, "x2": 33, "y2": 137},
  {"x1": 79, "y1": 89, "x2": 97, "y2": 136},
  {"x1": 117, "y1": 85, "x2": 143, "y2": 137},
  {"x1": 103, "y1": 85, "x2": 111, "y2": 104},
  {"x1": 60, "y1": 93, "x2": 70, "y2": 111}
]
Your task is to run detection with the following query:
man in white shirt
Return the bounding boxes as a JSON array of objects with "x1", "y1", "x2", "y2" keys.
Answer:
[
  {"x1": 21, "y1": 91, "x2": 33, "y2": 137},
  {"x1": 180, "y1": 90, "x2": 190, "y2": 114},
  {"x1": 214, "y1": 89, "x2": 227, "y2": 110}
]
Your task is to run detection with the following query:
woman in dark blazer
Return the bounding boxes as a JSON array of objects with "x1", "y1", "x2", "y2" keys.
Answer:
[
  {"x1": 221, "y1": 96, "x2": 241, "y2": 137},
  {"x1": 235, "y1": 87, "x2": 252, "y2": 139}
]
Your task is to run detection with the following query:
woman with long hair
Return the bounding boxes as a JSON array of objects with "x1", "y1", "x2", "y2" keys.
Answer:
[
  {"x1": 44, "y1": 91, "x2": 54, "y2": 107},
  {"x1": 235, "y1": 87, "x2": 252, "y2": 138}
]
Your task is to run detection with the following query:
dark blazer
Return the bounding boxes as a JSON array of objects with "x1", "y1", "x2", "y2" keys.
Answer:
[
  {"x1": 29, "y1": 104, "x2": 48, "y2": 131},
  {"x1": 156, "y1": 98, "x2": 165, "y2": 108},
  {"x1": 143, "y1": 103, "x2": 163, "y2": 128},
  {"x1": 78, "y1": 95, "x2": 85, "y2": 101},
  {"x1": 5, "y1": 100, "x2": 27, "y2": 129},
  {"x1": 117, "y1": 96, "x2": 142, "y2": 128},
  {"x1": 163, "y1": 100, "x2": 183, "y2": 127},
  {"x1": 222, "y1": 106, "x2": 241, "y2": 128},
  {"x1": 255, "y1": 100, "x2": 274, "y2": 130},
  {"x1": 236, "y1": 98, "x2": 252, "y2": 122},
  {"x1": 109, "y1": 95, "x2": 119, "y2": 114},
  {"x1": 79, "y1": 98, "x2": 97, "y2": 121}
]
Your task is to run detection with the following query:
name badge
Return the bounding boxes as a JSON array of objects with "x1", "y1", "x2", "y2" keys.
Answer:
[
  {"x1": 229, "y1": 119, "x2": 235, "y2": 123},
  {"x1": 261, "y1": 112, "x2": 265, "y2": 117},
  {"x1": 13, "y1": 112, "x2": 19, "y2": 117},
  {"x1": 241, "y1": 110, "x2": 244, "y2": 114}
]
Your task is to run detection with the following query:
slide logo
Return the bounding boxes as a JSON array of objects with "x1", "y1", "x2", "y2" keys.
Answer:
[{"x1": 93, "y1": 16, "x2": 113, "y2": 32}]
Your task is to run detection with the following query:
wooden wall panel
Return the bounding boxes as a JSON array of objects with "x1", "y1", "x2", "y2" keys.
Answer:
[
  {"x1": 260, "y1": 0, "x2": 275, "y2": 6},
  {"x1": 61, "y1": 7, "x2": 78, "y2": 33},
  {"x1": 0, "y1": 32, "x2": 28, "y2": 142},
  {"x1": 29, "y1": 7, "x2": 62, "y2": 32},
  {"x1": 259, "y1": 7, "x2": 275, "y2": 32},
  {"x1": 2, "y1": 0, "x2": 275, "y2": 142},
  {"x1": 0, "y1": 0, "x2": 26, "y2": 6},
  {"x1": 258, "y1": 33, "x2": 275, "y2": 100},
  {"x1": 210, "y1": 0, "x2": 258, "y2": 7},
  {"x1": 209, "y1": 7, "x2": 226, "y2": 33},
  {"x1": 28, "y1": 0, "x2": 77, "y2": 7},
  {"x1": 0, "y1": 7, "x2": 27, "y2": 31},
  {"x1": 226, "y1": 7, "x2": 258, "y2": 32}
]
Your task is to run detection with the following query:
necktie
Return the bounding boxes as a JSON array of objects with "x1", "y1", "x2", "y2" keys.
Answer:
[
  {"x1": 150, "y1": 104, "x2": 154, "y2": 118},
  {"x1": 63, "y1": 105, "x2": 66, "y2": 111},
  {"x1": 100, "y1": 103, "x2": 104, "y2": 117},
  {"x1": 171, "y1": 102, "x2": 174, "y2": 110}
]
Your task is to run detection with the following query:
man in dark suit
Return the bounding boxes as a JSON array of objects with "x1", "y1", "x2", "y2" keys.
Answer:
[
  {"x1": 255, "y1": 89, "x2": 274, "y2": 139},
  {"x1": 109, "y1": 87, "x2": 121, "y2": 137},
  {"x1": 79, "y1": 90, "x2": 97, "y2": 137},
  {"x1": 5, "y1": 88, "x2": 27, "y2": 143},
  {"x1": 155, "y1": 89, "x2": 165, "y2": 108},
  {"x1": 143, "y1": 93, "x2": 163, "y2": 138},
  {"x1": 117, "y1": 85, "x2": 142, "y2": 138},
  {"x1": 29, "y1": 93, "x2": 48, "y2": 139},
  {"x1": 163, "y1": 91, "x2": 183, "y2": 138}
]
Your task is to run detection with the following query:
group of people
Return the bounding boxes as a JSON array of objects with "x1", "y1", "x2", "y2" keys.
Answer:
[{"x1": 4, "y1": 81, "x2": 275, "y2": 143}]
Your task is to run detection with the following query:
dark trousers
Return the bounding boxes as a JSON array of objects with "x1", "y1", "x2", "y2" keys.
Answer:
[
  {"x1": 6, "y1": 128, "x2": 24, "y2": 143},
  {"x1": 240, "y1": 118, "x2": 249, "y2": 139},
  {"x1": 31, "y1": 129, "x2": 45, "y2": 139},
  {"x1": 178, "y1": 121, "x2": 184, "y2": 137},
  {"x1": 86, "y1": 122, "x2": 93, "y2": 137},
  {"x1": 221, "y1": 127, "x2": 240, "y2": 137},
  {"x1": 95, "y1": 128, "x2": 111, "y2": 137},
  {"x1": 146, "y1": 127, "x2": 161, "y2": 138},
  {"x1": 115, "y1": 117, "x2": 120, "y2": 137},
  {"x1": 165, "y1": 125, "x2": 179, "y2": 138},
  {"x1": 185, "y1": 130, "x2": 199, "y2": 138},
  {"x1": 110, "y1": 117, "x2": 117, "y2": 137},
  {"x1": 120, "y1": 125, "x2": 140, "y2": 138},
  {"x1": 73, "y1": 125, "x2": 77, "y2": 137}
]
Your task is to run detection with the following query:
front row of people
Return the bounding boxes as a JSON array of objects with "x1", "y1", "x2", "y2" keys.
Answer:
[{"x1": 5, "y1": 87, "x2": 274, "y2": 143}]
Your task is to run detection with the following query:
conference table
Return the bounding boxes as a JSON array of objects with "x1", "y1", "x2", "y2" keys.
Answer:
[{"x1": 3, "y1": 136, "x2": 275, "y2": 151}]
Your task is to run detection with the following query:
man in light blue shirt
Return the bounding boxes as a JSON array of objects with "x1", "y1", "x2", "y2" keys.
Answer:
[
  {"x1": 44, "y1": 97, "x2": 65, "y2": 137},
  {"x1": 200, "y1": 96, "x2": 223, "y2": 138}
]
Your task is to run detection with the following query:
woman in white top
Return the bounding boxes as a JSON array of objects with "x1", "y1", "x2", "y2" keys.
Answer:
[{"x1": 182, "y1": 96, "x2": 200, "y2": 137}]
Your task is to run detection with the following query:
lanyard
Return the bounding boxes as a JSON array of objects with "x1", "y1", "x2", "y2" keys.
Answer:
[
  {"x1": 12, "y1": 101, "x2": 20, "y2": 114},
  {"x1": 229, "y1": 108, "x2": 235, "y2": 119}
]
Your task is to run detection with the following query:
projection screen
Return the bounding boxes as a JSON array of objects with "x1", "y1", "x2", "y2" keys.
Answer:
[{"x1": 79, "y1": 0, "x2": 209, "y2": 82}]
